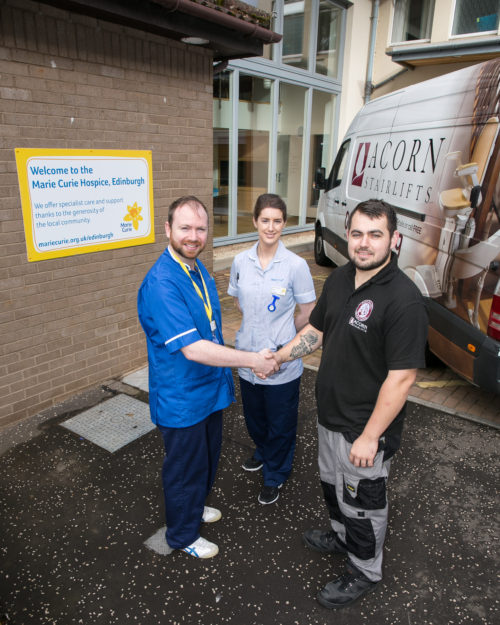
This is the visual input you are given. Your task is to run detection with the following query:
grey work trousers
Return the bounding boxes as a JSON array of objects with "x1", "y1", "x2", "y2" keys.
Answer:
[{"x1": 318, "y1": 424, "x2": 392, "y2": 582}]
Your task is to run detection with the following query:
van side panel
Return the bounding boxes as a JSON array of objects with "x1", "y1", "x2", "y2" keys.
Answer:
[{"x1": 317, "y1": 59, "x2": 500, "y2": 393}]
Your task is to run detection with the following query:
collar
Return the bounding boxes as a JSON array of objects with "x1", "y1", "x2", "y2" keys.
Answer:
[
  {"x1": 167, "y1": 245, "x2": 198, "y2": 273},
  {"x1": 249, "y1": 240, "x2": 286, "y2": 265}
]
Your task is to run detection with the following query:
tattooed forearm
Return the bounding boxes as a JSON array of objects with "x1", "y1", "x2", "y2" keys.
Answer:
[{"x1": 289, "y1": 330, "x2": 319, "y2": 360}]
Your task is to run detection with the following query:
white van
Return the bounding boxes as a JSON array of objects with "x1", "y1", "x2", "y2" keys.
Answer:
[{"x1": 314, "y1": 59, "x2": 500, "y2": 393}]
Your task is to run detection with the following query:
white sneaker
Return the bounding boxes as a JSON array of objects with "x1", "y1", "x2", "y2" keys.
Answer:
[
  {"x1": 182, "y1": 536, "x2": 219, "y2": 558},
  {"x1": 202, "y1": 506, "x2": 222, "y2": 523}
]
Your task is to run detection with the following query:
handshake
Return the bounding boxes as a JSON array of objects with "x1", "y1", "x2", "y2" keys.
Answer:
[{"x1": 251, "y1": 348, "x2": 283, "y2": 379}]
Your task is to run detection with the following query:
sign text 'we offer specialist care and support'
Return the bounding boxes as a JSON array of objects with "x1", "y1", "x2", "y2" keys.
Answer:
[{"x1": 15, "y1": 148, "x2": 155, "y2": 261}]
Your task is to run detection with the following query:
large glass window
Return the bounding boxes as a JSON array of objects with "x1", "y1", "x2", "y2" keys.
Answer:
[
  {"x1": 315, "y1": 0, "x2": 342, "y2": 78},
  {"x1": 276, "y1": 83, "x2": 307, "y2": 226},
  {"x1": 452, "y1": 0, "x2": 499, "y2": 35},
  {"x1": 237, "y1": 75, "x2": 272, "y2": 234},
  {"x1": 391, "y1": 0, "x2": 435, "y2": 43},
  {"x1": 282, "y1": 0, "x2": 313, "y2": 70},
  {"x1": 212, "y1": 0, "x2": 347, "y2": 243},
  {"x1": 307, "y1": 90, "x2": 337, "y2": 221},
  {"x1": 213, "y1": 71, "x2": 232, "y2": 238}
]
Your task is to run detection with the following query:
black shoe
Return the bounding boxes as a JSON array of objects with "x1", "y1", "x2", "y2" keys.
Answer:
[
  {"x1": 317, "y1": 563, "x2": 379, "y2": 609},
  {"x1": 258, "y1": 484, "x2": 282, "y2": 505},
  {"x1": 303, "y1": 529, "x2": 348, "y2": 554},
  {"x1": 242, "y1": 456, "x2": 263, "y2": 472}
]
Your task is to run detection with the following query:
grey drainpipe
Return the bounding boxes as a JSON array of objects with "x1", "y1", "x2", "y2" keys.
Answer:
[
  {"x1": 364, "y1": 0, "x2": 379, "y2": 103},
  {"x1": 153, "y1": 0, "x2": 282, "y2": 43},
  {"x1": 371, "y1": 66, "x2": 411, "y2": 91}
]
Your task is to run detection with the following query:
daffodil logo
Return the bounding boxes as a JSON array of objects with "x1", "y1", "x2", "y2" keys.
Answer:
[{"x1": 123, "y1": 202, "x2": 143, "y2": 230}]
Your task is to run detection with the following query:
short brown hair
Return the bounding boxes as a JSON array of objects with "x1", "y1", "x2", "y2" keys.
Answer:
[{"x1": 167, "y1": 195, "x2": 208, "y2": 226}]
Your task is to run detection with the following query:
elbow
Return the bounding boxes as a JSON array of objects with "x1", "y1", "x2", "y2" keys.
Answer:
[
  {"x1": 406, "y1": 369, "x2": 417, "y2": 386},
  {"x1": 400, "y1": 370, "x2": 417, "y2": 394},
  {"x1": 181, "y1": 345, "x2": 196, "y2": 361}
]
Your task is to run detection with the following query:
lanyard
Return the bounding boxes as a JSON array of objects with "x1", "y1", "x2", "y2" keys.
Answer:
[{"x1": 171, "y1": 251, "x2": 213, "y2": 324}]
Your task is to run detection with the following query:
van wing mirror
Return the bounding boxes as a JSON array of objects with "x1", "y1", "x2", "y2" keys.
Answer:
[{"x1": 314, "y1": 167, "x2": 326, "y2": 190}]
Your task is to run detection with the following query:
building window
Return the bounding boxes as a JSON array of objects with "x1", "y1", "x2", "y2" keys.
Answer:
[
  {"x1": 213, "y1": 71, "x2": 232, "y2": 238},
  {"x1": 243, "y1": 0, "x2": 276, "y2": 59},
  {"x1": 315, "y1": 1, "x2": 342, "y2": 78},
  {"x1": 452, "y1": 0, "x2": 500, "y2": 35},
  {"x1": 276, "y1": 83, "x2": 307, "y2": 226},
  {"x1": 282, "y1": 0, "x2": 313, "y2": 70},
  {"x1": 307, "y1": 90, "x2": 337, "y2": 218},
  {"x1": 212, "y1": 1, "x2": 347, "y2": 243},
  {"x1": 391, "y1": 0, "x2": 435, "y2": 43},
  {"x1": 237, "y1": 74, "x2": 272, "y2": 234}
]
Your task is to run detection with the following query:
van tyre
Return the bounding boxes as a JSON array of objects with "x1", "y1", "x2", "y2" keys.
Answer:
[{"x1": 315, "y1": 226, "x2": 333, "y2": 266}]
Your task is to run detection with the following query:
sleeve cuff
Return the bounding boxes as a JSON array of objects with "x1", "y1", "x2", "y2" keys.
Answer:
[{"x1": 164, "y1": 328, "x2": 202, "y2": 353}]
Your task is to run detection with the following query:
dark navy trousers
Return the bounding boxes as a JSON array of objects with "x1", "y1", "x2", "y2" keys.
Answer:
[
  {"x1": 239, "y1": 376, "x2": 301, "y2": 487},
  {"x1": 157, "y1": 410, "x2": 222, "y2": 549}
]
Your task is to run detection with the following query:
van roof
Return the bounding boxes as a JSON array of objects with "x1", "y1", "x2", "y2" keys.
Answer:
[{"x1": 347, "y1": 61, "x2": 496, "y2": 134}]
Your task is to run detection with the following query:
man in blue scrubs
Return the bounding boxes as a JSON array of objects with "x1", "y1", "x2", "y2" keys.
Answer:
[{"x1": 138, "y1": 196, "x2": 278, "y2": 559}]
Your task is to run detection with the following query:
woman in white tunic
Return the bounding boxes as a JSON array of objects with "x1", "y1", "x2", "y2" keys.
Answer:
[{"x1": 228, "y1": 194, "x2": 316, "y2": 504}]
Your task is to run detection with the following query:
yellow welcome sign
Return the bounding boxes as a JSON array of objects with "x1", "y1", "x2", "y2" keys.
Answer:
[{"x1": 15, "y1": 148, "x2": 155, "y2": 261}]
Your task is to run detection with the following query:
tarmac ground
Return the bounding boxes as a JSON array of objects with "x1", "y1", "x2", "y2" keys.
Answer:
[
  {"x1": 0, "y1": 369, "x2": 498, "y2": 625},
  {"x1": 1, "y1": 239, "x2": 499, "y2": 624}
]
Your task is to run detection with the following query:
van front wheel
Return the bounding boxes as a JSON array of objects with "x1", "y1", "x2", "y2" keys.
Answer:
[{"x1": 314, "y1": 226, "x2": 333, "y2": 266}]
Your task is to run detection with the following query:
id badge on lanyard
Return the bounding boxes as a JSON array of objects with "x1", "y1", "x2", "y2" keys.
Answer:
[{"x1": 211, "y1": 319, "x2": 219, "y2": 344}]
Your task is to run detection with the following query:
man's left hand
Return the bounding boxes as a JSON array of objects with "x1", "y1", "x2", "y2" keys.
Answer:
[{"x1": 349, "y1": 434, "x2": 379, "y2": 468}]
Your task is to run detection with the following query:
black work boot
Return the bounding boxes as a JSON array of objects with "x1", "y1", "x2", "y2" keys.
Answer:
[
  {"x1": 302, "y1": 528, "x2": 348, "y2": 554},
  {"x1": 317, "y1": 562, "x2": 379, "y2": 609}
]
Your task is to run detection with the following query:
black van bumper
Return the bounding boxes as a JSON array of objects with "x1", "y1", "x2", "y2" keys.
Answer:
[{"x1": 426, "y1": 298, "x2": 500, "y2": 395}]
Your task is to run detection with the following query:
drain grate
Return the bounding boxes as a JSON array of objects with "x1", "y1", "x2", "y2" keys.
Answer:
[
  {"x1": 60, "y1": 394, "x2": 154, "y2": 452},
  {"x1": 122, "y1": 366, "x2": 149, "y2": 392}
]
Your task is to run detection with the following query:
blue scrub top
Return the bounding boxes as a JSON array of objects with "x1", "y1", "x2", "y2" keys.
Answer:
[{"x1": 138, "y1": 248, "x2": 235, "y2": 428}]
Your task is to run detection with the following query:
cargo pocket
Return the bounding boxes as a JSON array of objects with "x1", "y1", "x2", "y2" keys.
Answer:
[{"x1": 343, "y1": 475, "x2": 387, "y2": 510}]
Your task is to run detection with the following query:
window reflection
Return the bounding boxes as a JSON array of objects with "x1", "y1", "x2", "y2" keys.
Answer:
[
  {"x1": 237, "y1": 75, "x2": 272, "y2": 234},
  {"x1": 277, "y1": 83, "x2": 307, "y2": 226},
  {"x1": 282, "y1": 0, "x2": 312, "y2": 70},
  {"x1": 391, "y1": 0, "x2": 435, "y2": 43},
  {"x1": 213, "y1": 71, "x2": 231, "y2": 238},
  {"x1": 307, "y1": 90, "x2": 336, "y2": 222},
  {"x1": 315, "y1": 1, "x2": 341, "y2": 78},
  {"x1": 452, "y1": 0, "x2": 499, "y2": 35}
]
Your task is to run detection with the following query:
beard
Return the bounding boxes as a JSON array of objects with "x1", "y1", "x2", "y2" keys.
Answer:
[
  {"x1": 170, "y1": 237, "x2": 205, "y2": 262},
  {"x1": 349, "y1": 245, "x2": 392, "y2": 272}
]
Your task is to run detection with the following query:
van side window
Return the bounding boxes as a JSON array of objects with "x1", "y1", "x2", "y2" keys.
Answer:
[{"x1": 326, "y1": 140, "x2": 350, "y2": 191}]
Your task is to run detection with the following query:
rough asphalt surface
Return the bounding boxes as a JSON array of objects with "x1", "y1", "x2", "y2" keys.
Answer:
[{"x1": 1, "y1": 369, "x2": 498, "y2": 625}]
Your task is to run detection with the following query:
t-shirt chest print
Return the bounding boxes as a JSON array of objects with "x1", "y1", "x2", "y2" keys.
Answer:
[{"x1": 348, "y1": 299, "x2": 374, "y2": 333}]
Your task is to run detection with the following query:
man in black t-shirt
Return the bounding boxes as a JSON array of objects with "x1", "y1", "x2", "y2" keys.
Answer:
[{"x1": 275, "y1": 199, "x2": 428, "y2": 609}]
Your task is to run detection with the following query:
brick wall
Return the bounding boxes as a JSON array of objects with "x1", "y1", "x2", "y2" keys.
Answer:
[{"x1": 0, "y1": 0, "x2": 215, "y2": 428}]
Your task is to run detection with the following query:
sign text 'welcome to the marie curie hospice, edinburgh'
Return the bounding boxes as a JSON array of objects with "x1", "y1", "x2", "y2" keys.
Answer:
[{"x1": 15, "y1": 149, "x2": 155, "y2": 261}]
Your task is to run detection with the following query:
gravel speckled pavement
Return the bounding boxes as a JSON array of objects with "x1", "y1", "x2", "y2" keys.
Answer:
[{"x1": 1, "y1": 368, "x2": 499, "y2": 624}]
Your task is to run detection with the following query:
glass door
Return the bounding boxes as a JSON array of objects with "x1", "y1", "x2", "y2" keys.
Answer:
[
  {"x1": 237, "y1": 74, "x2": 272, "y2": 234},
  {"x1": 276, "y1": 82, "x2": 307, "y2": 226}
]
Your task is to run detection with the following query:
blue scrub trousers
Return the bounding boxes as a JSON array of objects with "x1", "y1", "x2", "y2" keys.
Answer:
[
  {"x1": 239, "y1": 376, "x2": 301, "y2": 487},
  {"x1": 157, "y1": 410, "x2": 222, "y2": 549}
]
